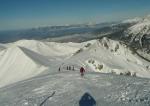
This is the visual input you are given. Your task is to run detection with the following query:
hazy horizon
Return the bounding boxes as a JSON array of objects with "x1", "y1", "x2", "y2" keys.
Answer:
[{"x1": 0, "y1": 0, "x2": 150, "y2": 31}]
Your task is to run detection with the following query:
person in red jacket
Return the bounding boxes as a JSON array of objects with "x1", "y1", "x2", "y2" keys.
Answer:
[{"x1": 80, "y1": 67, "x2": 85, "y2": 77}]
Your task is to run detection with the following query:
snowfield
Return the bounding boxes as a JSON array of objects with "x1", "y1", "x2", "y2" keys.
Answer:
[
  {"x1": 0, "y1": 40, "x2": 87, "y2": 88},
  {"x1": 0, "y1": 71, "x2": 150, "y2": 106},
  {"x1": 0, "y1": 36, "x2": 149, "y2": 105},
  {"x1": 0, "y1": 37, "x2": 149, "y2": 88}
]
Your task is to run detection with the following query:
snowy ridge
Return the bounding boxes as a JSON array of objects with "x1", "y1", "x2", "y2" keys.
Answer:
[
  {"x1": 125, "y1": 15, "x2": 150, "y2": 40},
  {"x1": 0, "y1": 40, "x2": 85, "y2": 88},
  {"x1": 0, "y1": 38, "x2": 149, "y2": 88},
  {"x1": 122, "y1": 17, "x2": 142, "y2": 24},
  {"x1": 123, "y1": 15, "x2": 150, "y2": 60},
  {"x1": 0, "y1": 44, "x2": 6, "y2": 51},
  {"x1": 68, "y1": 37, "x2": 150, "y2": 78},
  {"x1": 0, "y1": 46, "x2": 49, "y2": 87},
  {"x1": 0, "y1": 15, "x2": 150, "y2": 106},
  {"x1": 12, "y1": 39, "x2": 81, "y2": 56},
  {"x1": 127, "y1": 20, "x2": 150, "y2": 36},
  {"x1": 0, "y1": 38, "x2": 149, "y2": 105}
]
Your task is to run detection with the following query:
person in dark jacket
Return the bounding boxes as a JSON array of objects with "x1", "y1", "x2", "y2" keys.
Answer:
[{"x1": 80, "y1": 67, "x2": 85, "y2": 77}]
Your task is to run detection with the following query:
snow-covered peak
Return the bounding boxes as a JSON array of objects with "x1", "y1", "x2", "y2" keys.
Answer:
[
  {"x1": 122, "y1": 17, "x2": 142, "y2": 24},
  {"x1": 11, "y1": 39, "x2": 81, "y2": 57},
  {"x1": 0, "y1": 46, "x2": 50, "y2": 87},
  {"x1": 68, "y1": 37, "x2": 150, "y2": 78},
  {"x1": 122, "y1": 15, "x2": 150, "y2": 24},
  {"x1": 0, "y1": 38, "x2": 149, "y2": 88},
  {"x1": 122, "y1": 15, "x2": 150, "y2": 61},
  {"x1": 143, "y1": 14, "x2": 150, "y2": 21},
  {"x1": 127, "y1": 21, "x2": 150, "y2": 36},
  {"x1": 126, "y1": 15, "x2": 150, "y2": 36},
  {"x1": 0, "y1": 38, "x2": 149, "y2": 106}
]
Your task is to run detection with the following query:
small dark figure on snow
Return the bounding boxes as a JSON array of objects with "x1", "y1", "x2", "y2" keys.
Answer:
[
  {"x1": 72, "y1": 66, "x2": 75, "y2": 71},
  {"x1": 58, "y1": 67, "x2": 61, "y2": 72},
  {"x1": 67, "y1": 66, "x2": 69, "y2": 70},
  {"x1": 80, "y1": 67, "x2": 85, "y2": 77},
  {"x1": 69, "y1": 66, "x2": 71, "y2": 70}
]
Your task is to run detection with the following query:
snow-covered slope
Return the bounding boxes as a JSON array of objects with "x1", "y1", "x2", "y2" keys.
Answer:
[
  {"x1": 123, "y1": 15, "x2": 150, "y2": 61},
  {"x1": 0, "y1": 37, "x2": 149, "y2": 88},
  {"x1": 125, "y1": 15, "x2": 150, "y2": 44},
  {"x1": 0, "y1": 44, "x2": 6, "y2": 51},
  {"x1": 66, "y1": 37, "x2": 150, "y2": 78},
  {"x1": 11, "y1": 40, "x2": 81, "y2": 57},
  {"x1": 0, "y1": 46, "x2": 50, "y2": 87},
  {"x1": 0, "y1": 71, "x2": 150, "y2": 106},
  {"x1": 0, "y1": 40, "x2": 87, "y2": 88},
  {"x1": 0, "y1": 38, "x2": 149, "y2": 105}
]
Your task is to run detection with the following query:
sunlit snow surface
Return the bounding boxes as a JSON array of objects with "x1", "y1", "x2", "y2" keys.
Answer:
[
  {"x1": 0, "y1": 72, "x2": 150, "y2": 106},
  {"x1": 0, "y1": 37, "x2": 149, "y2": 106},
  {"x1": 0, "y1": 38, "x2": 149, "y2": 88}
]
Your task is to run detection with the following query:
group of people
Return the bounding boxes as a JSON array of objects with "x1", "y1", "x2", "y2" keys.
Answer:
[
  {"x1": 58, "y1": 65, "x2": 85, "y2": 77},
  {"x1": 66, "y1": 66, "x2": 75, "y2": 71}
]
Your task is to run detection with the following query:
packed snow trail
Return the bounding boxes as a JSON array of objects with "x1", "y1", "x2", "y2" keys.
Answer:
[{"x1": 0, "y1": 70, "x2": 150, "y2": 106}]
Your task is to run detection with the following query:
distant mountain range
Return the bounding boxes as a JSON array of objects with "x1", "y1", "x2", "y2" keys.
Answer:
[
  {"x1": 0, "y1": 15, "x2": 150, "y2": 106},
  {"x1": 0, "y1": 22, "x2": 115, "y2": 43},
  {"x1": 0, "y1": 15, "x2": 150, "y2": 60}
]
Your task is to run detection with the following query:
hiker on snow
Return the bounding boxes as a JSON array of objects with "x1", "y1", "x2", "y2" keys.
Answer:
[
  {"x1": 58, "y1": 67, "x2": 61, "y2": 72},
  {"x1": 67, "y1": 66, "x2": 69, "y2": 70},
  {"x1": 72, "y1": 66, "x2": 75, "y2": 71},
  {"x1": 69, "y1": 66, "x2": 71, "y2": 70},
  {"x1": 80, "y1": 67, "x2": 85, "y2": 77}
]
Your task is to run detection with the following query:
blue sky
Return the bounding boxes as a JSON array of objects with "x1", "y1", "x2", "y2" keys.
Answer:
[{"x1": 0, "y1": 0, "x2": 150, "y2": 30}]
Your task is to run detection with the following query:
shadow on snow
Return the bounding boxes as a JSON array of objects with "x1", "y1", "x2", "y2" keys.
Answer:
[{"x1": 79, "y1": 92, "x2": 96, "y2": 106}]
